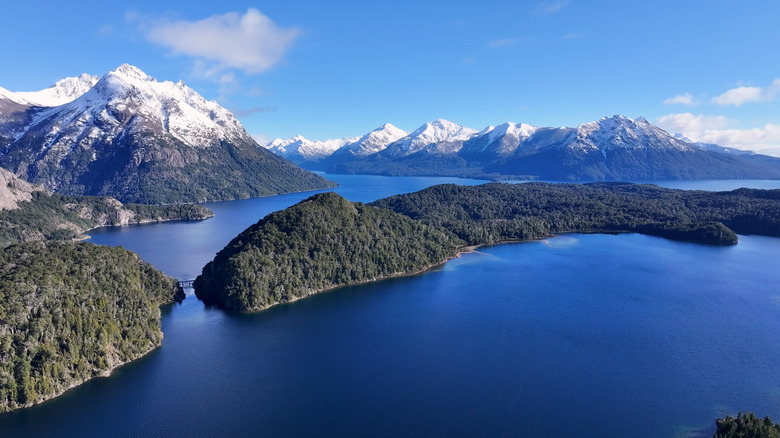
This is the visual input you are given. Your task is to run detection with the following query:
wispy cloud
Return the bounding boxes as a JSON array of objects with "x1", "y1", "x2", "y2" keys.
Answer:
[
  {"x1": 656, "y1": 113, "x2": 730, "y2": 133},
  {"x1": 536, "y1": 1, "x2": 570, "y2": 14},
  {"x1": 663, "y1": 92, "x2": 699, "y2": 106},
  {"x1": 711, "y1": 79, "x2": 780, "y2": 106},
  {"x1": 488, "y1": 38, "x2": 517, "y2": 49},
  {"x1": 141, "y1": 8, "x2": 300, "y2": 74},
  {"x1": 230, "y1": 106, "x2": 278, "y2": 117},
  {"x1": 562, "y1": 32, "x2": 584, "y2": 40},
  {"x1": 655, "y1": 112, "x2": 780, "y2": 156},
  {"x1": 252, "y1": 133, "x2": 271, "y2": 145}
]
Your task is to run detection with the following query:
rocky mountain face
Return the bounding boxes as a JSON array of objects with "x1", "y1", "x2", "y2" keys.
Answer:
[
  {"x1": 265, "y1": 115, "x2": 780, "y2": 181},
  {"x1": 0, "y1": 167, "x2": 43, "y2": 210},
  {"x1": 0, "y1": 65, "x2": 334, "y2": 204}
]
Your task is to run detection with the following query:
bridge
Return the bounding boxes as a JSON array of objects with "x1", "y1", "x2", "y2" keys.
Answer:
[{"x1": 178, "y1": 279, "x2": 195, "y2": 288}]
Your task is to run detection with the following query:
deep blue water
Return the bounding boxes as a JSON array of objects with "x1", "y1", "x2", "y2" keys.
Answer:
[{"x1": 2, "y1": 175, "x2": 779, "y2": 437}]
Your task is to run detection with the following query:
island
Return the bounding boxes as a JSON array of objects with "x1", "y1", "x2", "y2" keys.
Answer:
[
  {"x1": 0, "y1": 241, "x2": 184, "y2": 412},
  {"x1": 195, "y1": 182, "x2": 780, "y2": 312}
]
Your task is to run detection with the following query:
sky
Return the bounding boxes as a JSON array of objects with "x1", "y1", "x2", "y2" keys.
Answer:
[{"x1": 1, "y1": 1, "x2": 779, "y2": 155}]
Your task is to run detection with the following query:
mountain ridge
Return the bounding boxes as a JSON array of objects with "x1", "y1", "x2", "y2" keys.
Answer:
[
  {"x1": 264, "y1": 115, "x2": 780, "y2": 181},
  {"x1": 0, "y1": 64, "x2": 335, "y2": 204}
]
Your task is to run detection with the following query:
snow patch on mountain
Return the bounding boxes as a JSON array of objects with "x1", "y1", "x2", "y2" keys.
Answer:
[{"x1": 14, "y1": 74, "x2": 98, "y2": 107}]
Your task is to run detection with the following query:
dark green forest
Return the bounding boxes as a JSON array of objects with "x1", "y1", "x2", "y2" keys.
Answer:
[
  {"x1": 194, "y1": 192, "x2": 463, "y2": 311},
  {"x1": 714, "y1": 412, "x2": 780, "y2": 438},
  {"x1": 0, "y1": 241, "x2": 183, "y2": 412},
  {"x1": 372, "y1": 183, "x2": 780, "y2": 245},
  {"x1": 0, "y1": 191, "x2": 213, "y2": 248},
  {"x1": 196, "y1": 183, "x2": 780, "y2": 312}
]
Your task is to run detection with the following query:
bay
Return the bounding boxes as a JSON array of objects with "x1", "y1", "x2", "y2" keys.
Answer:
[{"x1": 1, "y1": 175, "x2": 779, "y2": 438}]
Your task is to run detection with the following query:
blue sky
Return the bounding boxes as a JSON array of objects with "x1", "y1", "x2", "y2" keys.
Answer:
[{"x1": 2, "y1": 1, "x2": 779, "y2": 155}]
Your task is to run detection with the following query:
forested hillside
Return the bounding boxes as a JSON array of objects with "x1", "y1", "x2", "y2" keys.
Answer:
[
  {"x1": 195, "y1": 183, "x2": 780, "y2": 312},
  {"x1": 372, "y1": 183, "x2": 780, "y2": 245},
  {"x1": 0, "y1": 241, "x2": 184, "y2": 412},
  {"x1": 194, "y1": 192, "x2": 463, "y2": 312},
  {"x1": 0, "y1": 191, "x2": 213, "y2": 248},
  {"x1": 714, "y1": 412, "x2": 780, "y2": 438}
]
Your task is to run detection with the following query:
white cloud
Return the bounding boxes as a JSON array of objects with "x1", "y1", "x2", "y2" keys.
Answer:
[
  {"x1": 664, "y1": 92, "x2": 698, "y2": 106},
  {"x1": 655, "y1": 112, "x2": 730, "y2": 132},
  {"x1": 711, "y1": 79, "x2": 780, "y2": 106},
  {"x1": 144, "y1": 8, "x2": 300, "y2": 74},
  {"x1": 488, "y1": 38, "x2": 517, "y2": 49},
  {"x1": 252, "y1": 133, "x2": 271, "y2": 145},
  {"x1": 655, "y1": 112, "x2": 780, "y2": 156},
  {"x1": 536, "y1": 1, "x2": 570, "y2": 13}
]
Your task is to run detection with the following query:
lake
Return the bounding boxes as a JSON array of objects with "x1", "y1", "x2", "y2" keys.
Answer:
[{"x1": 2, "y1": 175, "x2": 779, "y2": 437}]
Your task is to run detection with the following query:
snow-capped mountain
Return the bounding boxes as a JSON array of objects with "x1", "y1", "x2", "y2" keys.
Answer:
[
  {"x1": 382, "y1": 119, "x2": 477, "y2": 157},
  {"x1": 264, "y1": 123, "x2": 408, "y2": 164},
  {"x1": 266, "y1": 115, "x2": 780, "y2": 180},
  {"x1": 12, "y1": 73, "x2": 99, "y2": 107},
  {"x1": 460, "y1": 122, "x2": 538, "y2": 157},
  {"x1": 267, "y1": 134, "x2": 359, "y2": 163},
  {"x1": 0, "y1": 64, "x2": 333, "y2": 203},
  {"x1": 341, "y1": 123, "x2": 408, "y2": 157}
]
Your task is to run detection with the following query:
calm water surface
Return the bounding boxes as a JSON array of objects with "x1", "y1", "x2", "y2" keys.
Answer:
[{"x1": 2, "y1": 175, "x2": 779, "y2": 437}]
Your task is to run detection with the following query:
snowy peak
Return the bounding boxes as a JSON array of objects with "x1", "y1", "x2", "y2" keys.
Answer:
[
  {"x1": 110, "y1": 63, "x2": 152, "y2": 81},
  {"x1": 13, "y1": 73, "x2": 99, "y2": 107},
  {"x1": 573, "y1": 115, "x2": 692, "y2": 154},
  {"x1": 387, "y1": 119, "x2": 477, "y2": 156},
  {"x1": 265, "y1": 134, "x2": 357, "y2": 161},
  {"x1": 266, "y1": 123, "x2": 409, "y2": 161},
  {"x1": 343, "y1": 123, "x2": 408, "y2": 157},
  {"x1": 460, "y1": 121, "x2": 539, "y2": 157},
  {"x1": 38, "y1": 64, "x2": 250, "y2": 148},
  {"x1": 487, "y1": 122, "x2": 537, "y2": 144}
]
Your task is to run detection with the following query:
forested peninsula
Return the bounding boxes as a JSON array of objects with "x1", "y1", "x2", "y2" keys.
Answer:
[
  {"x1": 0, "y1": 190, "x2": 213, "y2": 248},
  {"x1": 0, "y1": 241, "x2": 184, "y2": 412},
  {"x1": 195, "y1": 182, "x2": 780, "y2": 312},
  {"x1": 194, "y1": 192, "x2": 462, "y2": 311}
]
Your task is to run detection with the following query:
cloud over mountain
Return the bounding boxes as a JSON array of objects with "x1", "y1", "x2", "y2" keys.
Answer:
[{"x1": 143, "y1": 8, "x2": 300, "y2": 74}]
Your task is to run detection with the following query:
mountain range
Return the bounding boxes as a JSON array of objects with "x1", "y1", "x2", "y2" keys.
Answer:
[
  {"x1": 265, "y1": 116, "x2": 780, "y2": 181},
  {"x1": 0, "y1": 65, "x2": 334, "y2": 204}
]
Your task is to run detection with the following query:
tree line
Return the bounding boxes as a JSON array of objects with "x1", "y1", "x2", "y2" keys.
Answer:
[{"x1": 0, "y1": 241, "x2": 183, "y2": 412}]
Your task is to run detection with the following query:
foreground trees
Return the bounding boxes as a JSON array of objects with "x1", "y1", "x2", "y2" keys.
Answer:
[
  {"x1": 714, "y1": 412, "x2": 780, "y2": 438},
  {"x1": 0, "y1": 241, "x2": 183, "y2": 412}
]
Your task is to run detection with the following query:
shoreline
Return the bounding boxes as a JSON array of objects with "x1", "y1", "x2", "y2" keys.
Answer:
[
  {"x1": 215, "y1": 226, "x2": 729, "y2": 314},
  {"x1": 222, "y1": 238, "x2": 548, "y2": 314},
  {"x1": 78, "y1": 212, "x2": 215, "y2": 240},
  {"x1": 1, "y1": 331, "x2": 165, "y2": 414}
]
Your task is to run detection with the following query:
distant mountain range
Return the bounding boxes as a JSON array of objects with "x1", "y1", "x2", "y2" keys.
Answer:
[
  {"x1": 0, "y1": 65, "x2": 334, "y2": 204},
  {"x1": 265, "y1": 116, "x2": 780, "y2": 181}
]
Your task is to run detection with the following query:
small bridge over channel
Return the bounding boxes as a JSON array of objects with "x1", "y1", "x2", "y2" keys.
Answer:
[{"x1": 178, "y1": 279, "x2": 195, "y2": 288}]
